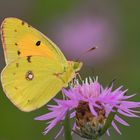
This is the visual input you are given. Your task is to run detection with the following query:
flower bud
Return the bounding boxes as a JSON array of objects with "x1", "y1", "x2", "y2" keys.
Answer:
[{"x1": 75, "y1": 101, "x2": 106, "y2": 139}]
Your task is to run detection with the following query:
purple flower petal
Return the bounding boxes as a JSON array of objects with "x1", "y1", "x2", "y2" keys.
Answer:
[
  {"x1": 89, "y1": 103, "x2": 97, "y2": 116},
  {"x1": 112, "y1": 121, "x2": 122, "y2": 135},
  {"x1": 54, "y1": 126, "x2": 64, "y2": 139},
  {"x1": 106, "y1": 129, "x2": 110, "y2": 136},
  {"x1": 35, "y1": 112, "x2": 57, "y2": 120},
  {"x1": 115, "y1": 115, "x2": 129, "y2": 126}
]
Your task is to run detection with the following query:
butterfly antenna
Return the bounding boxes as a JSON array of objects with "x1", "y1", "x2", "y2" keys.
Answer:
[{"x1": 76, "y1": 46, "x2": 98, "y2": 61}]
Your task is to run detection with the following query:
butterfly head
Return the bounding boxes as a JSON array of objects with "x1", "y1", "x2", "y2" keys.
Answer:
[{"x1": 68, "y1": 61, "x2": 83, "y2": 72}]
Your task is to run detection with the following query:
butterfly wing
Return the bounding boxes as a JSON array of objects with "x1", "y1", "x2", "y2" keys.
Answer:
[
  {"x1": 0, "y1": 18, "x2": 80, "y2": 112},
  {"x1": 1, "y1": 56, "x2": 69, "y2": 112},
  {"x1": 1, "y1": 17, "x2": 67, "y2": 65}
]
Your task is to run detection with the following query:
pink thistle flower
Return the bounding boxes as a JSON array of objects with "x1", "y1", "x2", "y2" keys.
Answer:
[{"x1": 35, "y1": 78, "x2": 140, "y2": 139}]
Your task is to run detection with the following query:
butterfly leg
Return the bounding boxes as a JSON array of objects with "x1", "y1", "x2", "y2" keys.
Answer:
[
  {"x1": 74, "y1": 72, "x2": 82, "y2": 83},
  {"x1": 69, "y1": 73, "x2": 82, "y2": 87}
]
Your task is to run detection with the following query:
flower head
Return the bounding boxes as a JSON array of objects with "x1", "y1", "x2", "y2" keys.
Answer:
[{"x1": 35, "y1": 78, "x2": 140, "y2": 139}]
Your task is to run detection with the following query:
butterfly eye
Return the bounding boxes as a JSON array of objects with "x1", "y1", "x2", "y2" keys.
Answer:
[{"x1": 36, "y1": 41, "x2": 41, "y2": 46}]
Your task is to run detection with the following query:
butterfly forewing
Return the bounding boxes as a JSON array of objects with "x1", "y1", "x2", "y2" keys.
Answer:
[{"x1": 1, "y1": 17, "x2": 67, "y2": 65}]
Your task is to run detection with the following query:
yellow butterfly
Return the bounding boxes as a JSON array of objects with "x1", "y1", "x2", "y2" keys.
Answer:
[{"x1": 0, "y1": 17, "x2": 82, "y2": 112}]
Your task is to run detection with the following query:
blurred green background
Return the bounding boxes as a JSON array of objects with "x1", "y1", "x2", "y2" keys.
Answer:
[{"x1": 0, "y1": 0, "x2": 140, "y2": 140}]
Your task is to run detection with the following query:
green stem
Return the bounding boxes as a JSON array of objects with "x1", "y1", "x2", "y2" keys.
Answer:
[
  {"x1": 100, "y1": 107, "x2": 117, "y2": 136},
  {"x1": 64, "y1": 111, "x2": 73, "y2": 140}
]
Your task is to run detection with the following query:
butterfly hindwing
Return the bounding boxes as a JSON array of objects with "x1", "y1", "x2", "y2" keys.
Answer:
[{"x1": 1, "y1": 56, "x2": 67, "y2": 112}]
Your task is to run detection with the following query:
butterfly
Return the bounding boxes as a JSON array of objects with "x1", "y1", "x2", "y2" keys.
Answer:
[{"x1": 0, "y1": 17, "x2": 82, "y2": 112}]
